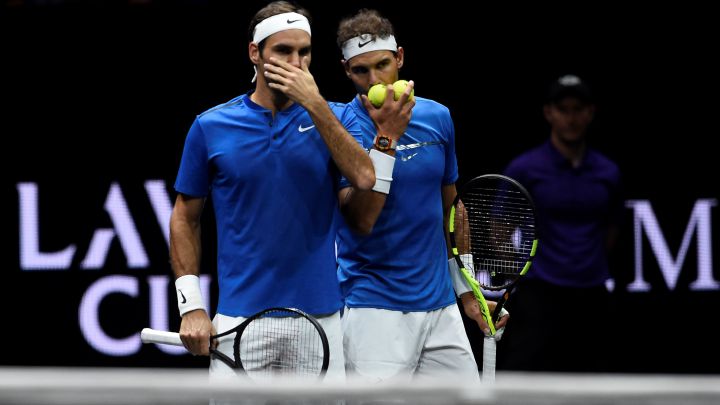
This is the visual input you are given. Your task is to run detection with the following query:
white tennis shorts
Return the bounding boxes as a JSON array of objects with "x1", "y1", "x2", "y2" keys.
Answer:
[{"x1": 342, "y1": 304, "x2": 479, "y2": 382}]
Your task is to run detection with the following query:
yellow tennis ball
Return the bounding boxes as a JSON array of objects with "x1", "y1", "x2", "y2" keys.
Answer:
[
  {"x1": 393, "y1": 79, "x2": 415, "y2": 102},
  {"x1": 368, "y1": 83, "x2": 387, "y2": 108}
]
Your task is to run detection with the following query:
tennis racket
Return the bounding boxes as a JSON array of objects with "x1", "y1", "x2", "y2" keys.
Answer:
[
  {"x1": 141, "y1": 307, "x2": 330, "y2": 381},
  {"x1": 448, "y1": 174, "x2": 537, "y2": 383}
]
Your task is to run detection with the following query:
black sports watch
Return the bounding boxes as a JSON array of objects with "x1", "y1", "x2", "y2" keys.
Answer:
[{"x1": 373, "y1": 134, "x2": 397, "y2": 152}]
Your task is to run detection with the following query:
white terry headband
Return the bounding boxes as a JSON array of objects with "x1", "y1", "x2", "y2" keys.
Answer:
[
  {"x1": 252, "y1": 12, "x2": 311, "y2": 44},
  {"x1": 342, "y1": 34, "x2": 397, "y2": 60}
]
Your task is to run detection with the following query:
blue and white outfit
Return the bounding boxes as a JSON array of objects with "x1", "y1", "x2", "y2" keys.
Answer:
[
  {"x1": 337, "y1": 96, "x2": 478, "y2": 381},
  {"x1": 175, "y1": 92, "x2": 360, "y2": 379}
]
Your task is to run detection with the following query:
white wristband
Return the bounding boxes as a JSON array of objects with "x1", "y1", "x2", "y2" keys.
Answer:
[
  {"x1": 369, "y1": 149, "x2": 395, "y2": 194},
  {"x1": 494, "y1": 307, "x2": 510, "y2": 341},
  {"x1": 448, "y1": 257, "x2": 473, "y2": 297},
  {"x1": 175, "y1": 275, "x2": 205, "y2": 316}
]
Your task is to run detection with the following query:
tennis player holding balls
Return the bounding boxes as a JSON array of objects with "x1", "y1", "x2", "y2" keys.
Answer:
[{"x1": 334, "y1": 8, "x2": 508, "y2": 382}]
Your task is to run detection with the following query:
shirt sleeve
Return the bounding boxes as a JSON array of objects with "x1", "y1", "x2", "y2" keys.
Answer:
[
  {"x1": 333, "y1": 103, "x2": 366, "y2": 191},
  {"x1": 174, "y1": 117, "x2": 210, "y2": 197},
  {"x1": 503, "y1": 157, "x2": 527, "y2": 185},
  {"x1": 442, "y1": 110, "x2": 459, "y2": 185},
  {"x1": 608, "y1": 163, "x2": 624, "y2": 226}
]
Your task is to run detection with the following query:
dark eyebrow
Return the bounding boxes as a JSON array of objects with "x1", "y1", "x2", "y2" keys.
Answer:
[
  {"x1": 271, "y1": 44, "x2": 294, "y2": 53},
  {"x1": 349, "y1": 56, "x2": 393, "y2": 73},
  {"x1": 270, "y1": 42, "x2": 312, "y2": 52}
]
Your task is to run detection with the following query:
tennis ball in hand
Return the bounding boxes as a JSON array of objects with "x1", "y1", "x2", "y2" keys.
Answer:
[
  {"x1": 368, "y1": 80, "x2": 415, "y2": 108},
  {"x1": 368, "y1": 83, "x2": 387, "y2": 107},
  {"x1": 393, "y1": 79, "x2": 415, "y2": 102}
]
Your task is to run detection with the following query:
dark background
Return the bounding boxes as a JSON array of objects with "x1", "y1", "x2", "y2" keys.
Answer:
[{"x1": 2, "y1": 1, "x2": 719, "y2": 373}]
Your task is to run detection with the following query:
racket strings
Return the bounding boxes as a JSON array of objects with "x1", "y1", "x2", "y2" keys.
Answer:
[
  {"x1": 239, "y1": 311, "x2": 325, "y2": 380},
  {"x1": 456, "y1": 183, "x2": 535, "y2": 289}
]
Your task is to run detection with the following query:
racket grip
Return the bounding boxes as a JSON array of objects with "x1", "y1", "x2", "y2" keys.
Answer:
[
  {"x1": 140, "y1": 328, "x2": 183, "y2": 346},
  {"x1": 482, "y1": 335, "x2": 496, "y2": 384}
]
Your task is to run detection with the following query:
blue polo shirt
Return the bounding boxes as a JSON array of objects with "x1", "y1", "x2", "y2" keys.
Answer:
[
  {"x1": 175, "y1": 92, "x2": 361, "y2": 317},
  {"x1": 504, "y1": 140, "x2": 622, "y2": 287},
  {"x1": 336, "y1": 96, "x2": 458, "y2": 311}
]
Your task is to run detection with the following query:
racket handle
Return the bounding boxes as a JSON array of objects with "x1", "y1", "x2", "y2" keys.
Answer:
[
  {"x1": 482, "y1": 335, "x2": 496, "y2": 383},
  {"x1": 140, "y1": 328, "x2": 183, "y2": 346}
]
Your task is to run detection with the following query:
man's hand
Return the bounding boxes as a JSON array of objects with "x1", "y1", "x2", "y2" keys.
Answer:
[
  {"x1": 264, "y1": 57, "x2": 323, "y2": 108},
  {"x1": 179, "y1": 309, "x2": 215, "y2": 356},
  {"x1": 459, "y1": 292, "x2": 510, "y2": 339},
  {"x1": 360, "y1": 81, "x2": 415, "y2": 142}
]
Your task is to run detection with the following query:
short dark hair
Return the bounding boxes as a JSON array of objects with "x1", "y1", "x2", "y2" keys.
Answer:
[
  {"x1": 336, "y1": 9, "x2": 395, "y2": 48},
  {"x1": 546, "y1": 74, "x2": 594, "y2": 105},
  {"x1": 248, "y1": 1, "x2": 311, "y2": 53}
]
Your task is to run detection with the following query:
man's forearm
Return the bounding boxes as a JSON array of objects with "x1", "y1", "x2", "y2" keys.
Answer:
[
  {"x1": 340, "y1": 187, "x2": 387, "y2": 235},
  {"x1": 169, "y1": 218, "x2": 202, "y2": 279},
  {"x1": 305, "y1": 99, "x2": 375, "y2": 191}
]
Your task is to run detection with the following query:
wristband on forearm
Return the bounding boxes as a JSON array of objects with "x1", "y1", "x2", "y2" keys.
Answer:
[
  {"x1": 448, "y1": 256, "x2": 473, "y2": 297},
  {"x1": 369, "y1": 149, "x2": 395, "y2": 194},
  {"x1": 175, "y1": 274, "x2": 206, "y2": 316}
]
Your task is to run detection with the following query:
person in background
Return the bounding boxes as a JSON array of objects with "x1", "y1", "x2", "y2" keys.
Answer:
[{"x1": 500, "y1": 74, "x2": 622, "y2": 372}]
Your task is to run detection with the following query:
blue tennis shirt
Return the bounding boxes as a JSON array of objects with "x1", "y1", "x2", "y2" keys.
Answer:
[
  {"x1": 175, "y1": 92, "x2": 362, "y2": 317},
  {"x1": 337, "y1": 96, "x2": 458, "y2": 311},
  {"x1": 504, "y1": 140, "x2": 622, "y2": 287}
]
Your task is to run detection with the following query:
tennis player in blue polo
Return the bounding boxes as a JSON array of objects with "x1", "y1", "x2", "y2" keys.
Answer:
[
  {"x1": 335, "y1": 9, "x2": 508, "y2": 381},
  {"x1": 169, "y1": 1, "x2": 380, "y2": 381}
]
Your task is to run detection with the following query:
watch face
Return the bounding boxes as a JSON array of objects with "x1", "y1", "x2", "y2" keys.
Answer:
[{"x1": 375, "y1": 135, "x2": 393, "y2": 151}]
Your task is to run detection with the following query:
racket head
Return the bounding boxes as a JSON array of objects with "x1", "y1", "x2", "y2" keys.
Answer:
[
  {"x1": 449, "y1": 174, "x2": 537, "y2": 290},
  {"x1": 213, "y1": 307, "x2": 330, "y2": 382}
]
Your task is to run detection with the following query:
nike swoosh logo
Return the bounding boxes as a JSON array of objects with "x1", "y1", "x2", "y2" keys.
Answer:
[
  {"x1": 179, "y1": 290, "x2": 187, "y2": 304},
  {"x1": 401, "y1": 152, "x2": 418, "y2": 161},
  {"x1": 358, "y1": 39, "x2": 373, "y2": 48},
  {"x1": 298, "y1": 124, "x2": 315, "y2": 133},
  {"x1": 287, "y1": 19, "x2": 301, "y2": 24}
]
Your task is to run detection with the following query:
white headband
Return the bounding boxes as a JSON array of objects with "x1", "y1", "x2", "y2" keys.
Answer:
[
  {"x1": 342, "y1": 34, "x2": 397, "y2": 61},
  {"x1": 252, "y1": 12, "x2": 311, "y2": 44}
]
